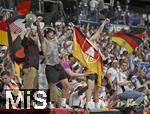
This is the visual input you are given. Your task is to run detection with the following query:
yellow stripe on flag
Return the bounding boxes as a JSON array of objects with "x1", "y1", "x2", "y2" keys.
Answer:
[
  {"x1": 0, "y1": 30, "x2": 8, "y2": 46},
  {"x1": 112, "y1": 37, "x2": 133, "y2": 54},
  {"x1": 72, "y1": 31, "x2": 103, "y2": 87}
]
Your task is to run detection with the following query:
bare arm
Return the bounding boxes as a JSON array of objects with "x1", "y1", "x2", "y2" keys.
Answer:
[
  {"x1": 41, "y1": 39, "x2": 48, "y2": 63},
  {"x1": 117, "y1": 80, "x2": 132, "y2": 86},
  {"x1": 65, "y1": 68, "x2": 89, "y2": 77},
  {"x1": 90, "y1": 18, "x2": 110, "y2": 43},
  {"x1": 36, "y1": 16, "x2": 46, "y2": 53}
]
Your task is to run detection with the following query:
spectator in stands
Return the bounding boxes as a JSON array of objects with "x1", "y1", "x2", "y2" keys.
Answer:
[
  {"x1": 0, "y1": 71, "x2": 23, "y2": 109},
  {"x1": 61, "y1": 54, "x2": 90, "y2": 78},
  {"x1": 0, "y1": 46, "x2": 6, "y2": 74},
  {"x1": 106, "y1": 60, "x2": 119, "y2": 97},
  {"x1": 89, "y1": 0, "x2": 99, "y2": 21},
  {"x1": 22, "y1": 27, "x2": 41, "y2": 89},
  {"x1": 1, "y1": 46, "x2": 15, "y2": 77},
  {"x1": 42, "y1": 27, "x2": 70, "y2": 108},
  {"x1": 131, "y1": 69, "x2": 150, "y2": 93},
  {"x1": 0, "y1": 76, "x2": 5, "y2": 108},
  {"x1": 108, "y1": 61, "x2": 145, "y2": 107},
  {"x1": 85, "y1": 19, "x2": 110, "y2": 110}
]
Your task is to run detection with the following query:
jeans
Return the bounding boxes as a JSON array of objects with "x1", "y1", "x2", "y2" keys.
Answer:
[{"x1": 118, "y1": 90, "x2": 144, "y2": 105}]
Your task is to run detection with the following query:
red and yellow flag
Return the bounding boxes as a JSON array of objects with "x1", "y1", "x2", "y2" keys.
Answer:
[
  {"x1": 72, "y1": 26, "x2": 103, "y2": 87},
  {"x1": 0, "y1": 21, "x2": 8, "y2": 46}
]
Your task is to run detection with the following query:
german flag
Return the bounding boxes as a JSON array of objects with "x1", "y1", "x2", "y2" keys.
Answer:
[
  {"x1": 130, "y1": 27, "x2": 145, "y2": 38},
  {"x1": 112, "y1": 32, "x2": 143, "y2": 54},
  {"x1": 0, "y1": 20, "x2": 8, "y2": 46},
  {"x1": 72, "y1": 26, "x2": 103, "y2": 87}
]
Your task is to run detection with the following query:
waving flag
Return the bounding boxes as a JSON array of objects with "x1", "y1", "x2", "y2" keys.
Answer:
[
  {"x1": 0, "y1": 18, "x2": 25, "y2": 45},
  {"x1": 10, "y1": 21, "x2": 22, "y2": 34},
  {"x1": 0, "y1": 21, "x2": 8, "y2": 46},
  {"x1": 72, "y1": 26, "x2": 103, "y2": 87},
  {"x1": 112, "y1": 32, "x2": 143, "y2": 54},
  {"x1": 9, "y1": 18, "x2": 25, "y2": 40},
  {"x1": 0, "y1": 17, "x2": 25, "y2": 63},
  {"x1": 130, "y1": 28, "x2": 145, "y2": 39}
]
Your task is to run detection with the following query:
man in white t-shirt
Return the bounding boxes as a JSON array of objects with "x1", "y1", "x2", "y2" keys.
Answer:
[
  {"x1": 116, "y1": 61, "x2": 133, "y2": 94},
  {"x1": 69, "y1": 81, "x2": 88, "y2": 108},
  {"x1": 108, "y1": 61, "x2": 144, "y2": 107},
  {"x1": 107, "y1": 60, "x2": 119, "y2": 89}
]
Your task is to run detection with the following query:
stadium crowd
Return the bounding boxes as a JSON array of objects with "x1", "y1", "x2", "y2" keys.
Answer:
[{"x1": 0, "y1": 0, "x2": 150, "y2": 110}]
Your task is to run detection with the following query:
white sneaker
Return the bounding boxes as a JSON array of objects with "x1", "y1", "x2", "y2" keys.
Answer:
[
  {"x1": 86, "y1": 102, "x2": 95, "y2": 110},
  {"x1": 65, "y1": 104, "x2": 72, "y2": 109},
  {"x1": 47, "y1": 102, "x2": 55, "y2": 109},
  {"x1": 95, "y1": 102, "x2": 100, "y2": 109}
]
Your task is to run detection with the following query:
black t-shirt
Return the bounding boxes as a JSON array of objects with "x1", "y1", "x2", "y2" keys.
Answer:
[{"x1": 22, "y1": 37, "x2": 39, "y2": 70}]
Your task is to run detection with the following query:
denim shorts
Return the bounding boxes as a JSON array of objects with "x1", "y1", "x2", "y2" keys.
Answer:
[{"x1": 87, "y1": 73, "x2": 98, "y2": 83}]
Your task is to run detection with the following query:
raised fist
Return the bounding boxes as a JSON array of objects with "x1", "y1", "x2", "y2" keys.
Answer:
[{"x1": 105, "y1": 18, "x2": 110, "y2": 23}]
